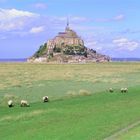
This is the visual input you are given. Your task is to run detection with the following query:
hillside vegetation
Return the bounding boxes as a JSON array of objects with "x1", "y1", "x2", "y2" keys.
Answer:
[{"x1": 0, "y1": 62, "x2": 140, "y2": 139}]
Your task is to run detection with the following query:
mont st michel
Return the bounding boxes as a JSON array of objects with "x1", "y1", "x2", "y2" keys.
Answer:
[{"x1": 28, "y1": 20, "x2": 110, "y2": 63}]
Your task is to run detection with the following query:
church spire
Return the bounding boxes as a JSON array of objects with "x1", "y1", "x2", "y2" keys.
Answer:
[
  {"x1": 67, "y1": 17, "x2": 69, "y2": 28},
  {"x1": 65, "y1": 17, "x2": 70, "y2": 31}
]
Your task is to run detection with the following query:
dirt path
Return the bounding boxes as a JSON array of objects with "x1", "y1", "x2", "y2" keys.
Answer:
[{"x1": 104, "y1": 120, "x2": 140, "y2": 140}]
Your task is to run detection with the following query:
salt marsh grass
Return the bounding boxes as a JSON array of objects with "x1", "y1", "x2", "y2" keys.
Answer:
[{"x1": 0, "y1": 62, "x2": 140, "y2": 139}]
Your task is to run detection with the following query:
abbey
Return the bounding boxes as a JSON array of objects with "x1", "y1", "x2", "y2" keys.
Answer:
[
  {"x1": 46, "y1": 20, "x2": 86, "y2": 56},
  {"x1": 28, "y1": 20, "x2": 110, "y2": 63},
  {"x1": 47, "y1": 20, "x2": 84, "y2": 49}
]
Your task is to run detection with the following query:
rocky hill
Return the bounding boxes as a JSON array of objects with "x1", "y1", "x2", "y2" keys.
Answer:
[{"x1": 28, "y1": 22, "x2": 110, "y2": 63}]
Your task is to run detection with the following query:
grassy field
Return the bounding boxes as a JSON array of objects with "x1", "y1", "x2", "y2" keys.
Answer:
[
  {"x1": 0, "y1": 62, "x2": 140, "y2": 140},
  {"x1": 117, "y1": 125, "x2": 140, "y2": 140}
]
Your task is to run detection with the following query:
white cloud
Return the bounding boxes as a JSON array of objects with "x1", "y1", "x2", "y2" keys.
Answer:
[
  {"x1": 0, "y1": 8, "x2": 38, "y2": 21},
  {"x1": 95, "y1": 14, "x2": 125, "y2": 22},
  {"x1": 50, "y1": 16, "x2": 89, "y2": 24},
  {"x1": 113, "y1": 14, "x2": 125, "y2": 21},
  {"x1": 0, "y1": 8, "x2": 39, "y2": 31},
  {"x1": 0, "y1": 36, "x2": 7, "y2": 40},
  {"x1": 0, "y1": 19, "x2": 29, "y2": 31},
  {"x1": 70, "y1": 16, "x2": 88, "y2": 22},
  {"x1": 84, "y1": 36, "x2": 97, "y2": 48},
  {"x1": 29, "y1": 26, "x2": 45, "y2": 34},
  {"x1": 0, "y1": 11, "x2": 90, "y2": 37},
  {"x1": 85, "y1": 40, "x2": 98, "y2": 50},
  {"x1": 113, "y1": 38, "x2": 139, "y2": 51},
  {"x1": 33, "y1": 3, "x2": 47, "y2": 9}
]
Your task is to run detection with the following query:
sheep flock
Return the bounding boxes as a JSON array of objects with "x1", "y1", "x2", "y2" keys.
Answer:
[
  {"x1": 109, "y1": 87, "x2": 128, "y2": 93},
  {"x1": 7, "y1": 87, "x2": 128, "y2": 108},
  {"x1": 7, "y1": 96, "x2": 49, "y2": 108}
]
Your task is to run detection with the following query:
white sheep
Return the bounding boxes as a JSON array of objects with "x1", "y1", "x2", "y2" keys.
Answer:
[
  {"x1": 121, "y1": 88, "x2": 124, "y2": 93},
  {"x1": 42, "y1": 96, "x2": 49, "y2": 102},
  {"x1": 8, "y1": 100, "x2": 13, "y2": 107},
  {"x1": 109, "y1": 88, "x2": 114, "y2": 93},
  {"x1": 123, "y1": 88, "x2": 128, "y2": 93},
  {"x1": 121, "y1": 88, "x2": 128, "y2": 93},
  {"x1": 20, "y1": 100, "x2": 30, "y2": 107}
]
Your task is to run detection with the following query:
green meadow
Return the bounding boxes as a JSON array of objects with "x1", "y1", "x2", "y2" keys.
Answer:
[{"x1": 0, "y1": 62, "x2": 140, "y2": 140}]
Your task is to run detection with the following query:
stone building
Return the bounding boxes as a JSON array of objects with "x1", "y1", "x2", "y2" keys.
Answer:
[
  {"x1": 47, "y1": 19, "x2": 84, "y2": 51},
  {"x1": 28, "y1": 19, "x2": 110, "y2": 63}
]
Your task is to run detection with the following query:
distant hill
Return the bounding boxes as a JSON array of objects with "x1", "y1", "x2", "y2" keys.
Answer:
[
  {"x1": 112, "y1": 58, "x2": 140, "y2": 62},
  {"x1": 28, "y1": 21, "x2": 110, "y2": 63}
]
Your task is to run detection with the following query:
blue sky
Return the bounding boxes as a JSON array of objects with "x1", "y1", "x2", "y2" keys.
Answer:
[{"x1": 0, "y1": 0, "x2": 140, "y2": 58}]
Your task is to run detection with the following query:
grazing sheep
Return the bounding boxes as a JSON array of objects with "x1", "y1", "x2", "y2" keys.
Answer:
[
  {"x1": 124, "y1": 88, "x2": 128, "y2": 93},
  {"x1": 109, "y1": 88, "x2": 114, "y2": 93},
  {"x1": 8, "y1": 100, "x2": 13, "y2": 108},
  {"x1": 42, "y1": 96, "x2": 49, "y2": 102},
  {"x1": 121, "y1": 88, "x2": 124, "y2": 93},
  {"x1": 20, "y1": 100, "x2": 30, "y2": 107},
  {"x1": 121, "y1": 88, "x2": 128, "y2": 93}
]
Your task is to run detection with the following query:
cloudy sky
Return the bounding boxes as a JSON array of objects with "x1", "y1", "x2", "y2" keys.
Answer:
[{"x1": 0, "y1": 0, "x2": 140, "y2": 58}]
